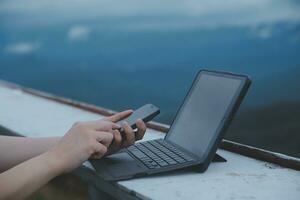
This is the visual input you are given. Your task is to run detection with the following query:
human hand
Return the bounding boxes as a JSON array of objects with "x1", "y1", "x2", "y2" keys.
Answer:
[
  {"x1": 102, "y1": 110, "x2": 147, "y2": 155},
  {"x1": 47, "y1": 109, "x2": 146, "y2": 172},
  {"x1": 48, "y1": 120, "x2": 118, "y2": 173}
]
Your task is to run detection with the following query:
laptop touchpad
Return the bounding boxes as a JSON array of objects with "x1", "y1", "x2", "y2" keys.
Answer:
[
  {"x1": 105, "y1": 152, "x2": 135, "y2": 164},
  {"x1": 104, "y1": 152, "x2": 145, "y2": 177}
]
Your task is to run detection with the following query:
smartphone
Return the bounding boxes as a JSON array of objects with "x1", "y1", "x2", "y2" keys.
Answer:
[{"x1": 117, "y1": 104, "x2": 160, "y2": 135}]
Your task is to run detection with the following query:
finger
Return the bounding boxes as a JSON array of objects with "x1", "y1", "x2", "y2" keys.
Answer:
[
  {"x1": 106, "y1": 110, "x2": 133, "y2": 122},
  {"x1": 92, "y1": 131, "x2": 114, "y2": 147},
  {"x1": 87, "y1": 120, "x2": 120, "y2": 131},
  {"x1": 107, "y1": 130, "x2": 122, "y2": 154},
  {"x1": 135, "y1": 119, "x2": 146, "y2": 140},
  {"x1": 122, "y1": 122, "x2": 135, "y2": 148},
  {"x1": 112, "y1": 129, "x2": 122, "y2": 148},
  {"x1": 91, "y1": 143, "x2": 107, "y2": 159}
]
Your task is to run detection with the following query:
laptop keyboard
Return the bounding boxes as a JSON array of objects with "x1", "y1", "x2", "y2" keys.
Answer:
[{"x1": 127, "y1": 139, "x2": 194, "y2": 169}]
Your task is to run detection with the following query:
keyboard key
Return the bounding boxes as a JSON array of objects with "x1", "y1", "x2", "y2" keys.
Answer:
[
  {"x1": 175, "y1": 158, "x2": 186, "y2": 163},
  {"x1": 157, "y1": 161, "x2": 168, "y2": 167},
  {"x1": 130, "y1": 150, "x2": 147, "y2": 159},
  {"x1": 128, "y1": 139, "x2": 194, "y2": 169},
  {"x1": 165, "y1": 159, "x2": 177, "y2": 165}
]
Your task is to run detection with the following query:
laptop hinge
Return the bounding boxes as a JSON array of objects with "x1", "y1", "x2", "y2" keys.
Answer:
[{"x1": 187, "y1": 153, "x2": 227, "y2": 172}]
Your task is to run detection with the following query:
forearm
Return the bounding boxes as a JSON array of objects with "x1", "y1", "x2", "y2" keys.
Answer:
[
  {"x1": 0, "y1": 136, "x2": 61, "y2": 172},
  {"x1": 0, "y1": 151, "x2": 63, "y2": 200}
]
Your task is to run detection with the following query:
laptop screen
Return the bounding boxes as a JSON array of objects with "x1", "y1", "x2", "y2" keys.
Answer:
[{"x1": 166, "y1": 71, "x2": 244, "y2": 159}]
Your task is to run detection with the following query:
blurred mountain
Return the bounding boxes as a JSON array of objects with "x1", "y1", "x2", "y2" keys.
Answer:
[
  {"x1": 1, "y1": 19, "x2": 300, "y2": 157},
  {"x1": 227, "y1": 102, "x2": 300, "y2": 158},
  {"x1": 246, "y1": 66, "x2": 300, "y2": 106}
]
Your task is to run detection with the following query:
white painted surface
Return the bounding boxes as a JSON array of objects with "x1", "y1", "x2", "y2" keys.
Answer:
[
  {"x1": 120, "y1": 149, "x2": 300, "y2": 200},
  {"x1": 0, "y1": 86, "x2": 102, "y2": 137},
  {"x1": 0, "y1": 84, "x2": 300, "y2": 200}
]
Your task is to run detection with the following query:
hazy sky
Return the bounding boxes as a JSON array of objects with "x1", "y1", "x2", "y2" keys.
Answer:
[
  {"x1": 1, "y1": 0, "x2": 300, "y2": 55},
  {"x1": 1, "y1": 0, "x2": 300, "y2": 30}
]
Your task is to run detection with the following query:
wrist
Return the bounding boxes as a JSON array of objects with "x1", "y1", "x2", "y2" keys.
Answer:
[{"x1": 42, "y1": 150, "x2": 66, "y2": 175}]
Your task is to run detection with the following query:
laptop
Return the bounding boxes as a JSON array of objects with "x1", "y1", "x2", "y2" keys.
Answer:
[{"x1": 91, "y1": 69, "x2": 251, "y2": 181}]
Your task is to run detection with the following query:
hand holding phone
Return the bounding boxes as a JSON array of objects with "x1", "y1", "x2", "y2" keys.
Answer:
[{"x1": 117, "y1": 104, "x2": 160, "y2": 136}]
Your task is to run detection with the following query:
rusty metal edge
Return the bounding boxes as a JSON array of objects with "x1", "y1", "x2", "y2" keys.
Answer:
[
  {"x1": 0, "y1": 80, "x2": 169, "y2": 133},
  {"x1": 1, "y1": 80, "x2": 299, "y2": 171},
  {"x1": 219, "y1": 140, "x2": 300, "y2": 171}
]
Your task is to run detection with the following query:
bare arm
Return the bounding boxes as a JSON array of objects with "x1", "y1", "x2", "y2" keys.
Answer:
[
  {"x1": 0, "y1": 110, "x2": 146, "y2": 200},
  {"x1": 0, "y1": 136, "x2": 60, "y2": 173},
  {"x1": 0, "y1": 121, "x2": 115, "y2": 200},
  {"x1": 0, "y1": 151, "x2": 63, "y2": 200}
]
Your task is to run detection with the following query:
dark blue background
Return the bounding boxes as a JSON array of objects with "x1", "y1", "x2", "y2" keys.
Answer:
[{"x1": 1, "y1": 1, "x2": 300, "y2": 157}]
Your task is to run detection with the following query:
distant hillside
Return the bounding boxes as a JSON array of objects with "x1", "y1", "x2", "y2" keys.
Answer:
[
  {"x1": 247, "y1": 66, "x2": 300, "y2": 107},
  {"x1": 226, "y1": 102, "x2": 300, "y2": 158},
  {"x1": 1, "y1": 22, "x2": 300, "y2": 158}
]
